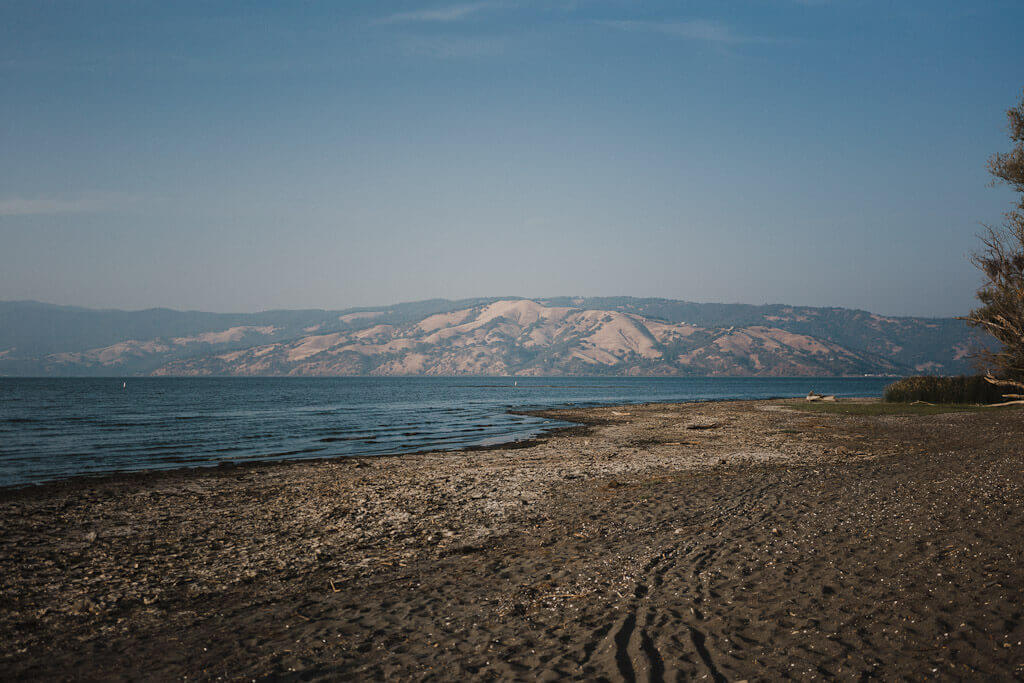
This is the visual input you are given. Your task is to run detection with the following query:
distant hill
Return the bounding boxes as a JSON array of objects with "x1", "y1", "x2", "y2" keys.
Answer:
[{"x1": 0, "y1": 298, "x2": 985, "y2": 377}]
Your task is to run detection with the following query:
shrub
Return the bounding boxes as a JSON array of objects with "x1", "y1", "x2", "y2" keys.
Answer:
[{"x1": 883, "y1": 375, "x2": 1006, "y2": 404}]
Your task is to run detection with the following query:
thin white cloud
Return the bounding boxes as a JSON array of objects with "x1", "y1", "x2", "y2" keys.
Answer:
[
  {"x1": 397, "y1": 34, "x2": 509, "y2": 58},
  {"x1": 0, "y1": 194, "x2": 137, "y2": 217},
  {"x1": 596, "y1": 19, "x2": 761, "y2": 45},
  {"x1": 377, "y1": 2, "x2": 502, "y2": 24}
]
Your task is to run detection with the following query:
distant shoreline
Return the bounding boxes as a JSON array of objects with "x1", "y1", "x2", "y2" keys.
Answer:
[{"x1": 0, "y1": 383, "x2": 889, "y2": 492}]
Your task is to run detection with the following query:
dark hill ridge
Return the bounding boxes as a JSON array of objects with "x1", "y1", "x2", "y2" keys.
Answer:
[{"x1": 0, "y1": 298, "x2": 983, "y2": 377}]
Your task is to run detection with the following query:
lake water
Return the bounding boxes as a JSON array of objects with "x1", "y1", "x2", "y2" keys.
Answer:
[{"x1": 0, "y1": 376, "x2": 894, "y2": 487}]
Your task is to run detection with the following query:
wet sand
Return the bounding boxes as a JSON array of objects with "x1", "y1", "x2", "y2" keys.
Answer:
[{"x1": 1, "y1": 399, "x2": 1023, "y2": 680}]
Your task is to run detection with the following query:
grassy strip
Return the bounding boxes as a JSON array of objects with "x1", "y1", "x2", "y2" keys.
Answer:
[
  {"x1": 883, "y1": 375, "x2": 1005, "y2": 404},
  {"x1": 787, "y1": 400, "x2": 1010, "y2": 416}
]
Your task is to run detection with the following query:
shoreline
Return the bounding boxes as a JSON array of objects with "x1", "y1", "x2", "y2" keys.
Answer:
[
  {"x1": 2, "y1": 398, "x2": 1022, "y2": 679},
  {"x1": 0, "y1": 408, "x2": 603, "y2": 498},
  {"x1": 0, "y1": 393, "x2": 871, "y2": 496}
]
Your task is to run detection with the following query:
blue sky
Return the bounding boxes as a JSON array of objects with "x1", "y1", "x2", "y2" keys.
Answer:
[{"x1": 1, "y1": 0, "x2": 1022, "y2": 317}]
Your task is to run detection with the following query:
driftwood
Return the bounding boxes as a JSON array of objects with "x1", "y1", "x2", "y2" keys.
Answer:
[
  {"x1": 984, "y1": 374, "x2": 1024, "y2": 390},
  {"x1": 983, "y1": 374, "x2": 1024, "y2": 406},
  {"x1": 806, "y1": 392, "x2": 837, "y2": 402}
]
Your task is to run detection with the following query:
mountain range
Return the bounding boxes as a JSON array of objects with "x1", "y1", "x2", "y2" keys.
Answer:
[{"x1": 0, "y1": 298, "x2": 983, "y2": 377}]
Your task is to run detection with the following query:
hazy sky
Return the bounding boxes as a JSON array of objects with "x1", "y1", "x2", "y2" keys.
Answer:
[{"x1": 2, "y1": 1, "x2": 1022, "y2": 317}]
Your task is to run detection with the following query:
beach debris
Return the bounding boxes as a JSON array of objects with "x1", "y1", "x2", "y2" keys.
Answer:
[
  {"x1": 71, "y1": 597, "x2": 96, "y2": 614},
  {"x1": 610, "y1": 411, "x2": 631, "y2": 416},
  {"x1": 685, "y1": 420, "x2": 721, "y2": 430},
  {"x1": 984, "y1": 374, "x2": 1024, "y2": 401},
  {"x1": 537, "y1": 591, "x2": 590, "y2": 601},
  {"x1": 806, "y1": 391, "x2": 837, "y2": 402}
]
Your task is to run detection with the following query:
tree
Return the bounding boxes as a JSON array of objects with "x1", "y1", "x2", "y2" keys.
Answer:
[{"x1": 965, "y1": 89, "x2": 1024, "y2": 402}]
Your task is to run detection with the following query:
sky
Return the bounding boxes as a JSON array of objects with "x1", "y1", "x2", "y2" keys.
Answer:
[{"x1": 1, "y1": 1, "x2": 1022, "y2": 318}]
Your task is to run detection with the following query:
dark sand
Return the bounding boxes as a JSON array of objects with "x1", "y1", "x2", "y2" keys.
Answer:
[{"x1": 1, "y1": 399, "x2": 1023, "y2": 680}]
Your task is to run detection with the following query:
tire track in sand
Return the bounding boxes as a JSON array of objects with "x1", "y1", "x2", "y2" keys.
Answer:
[{"x1": 585, "y1": 479, "x2": 777, "y2": 681}]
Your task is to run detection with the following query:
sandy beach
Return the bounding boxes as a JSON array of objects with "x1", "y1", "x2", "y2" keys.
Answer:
[{"x1": 2, "y1": 398, "x2": 1023, "y2": 680}]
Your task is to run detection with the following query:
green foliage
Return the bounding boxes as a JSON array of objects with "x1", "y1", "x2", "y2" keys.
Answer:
[{"x1": 883, "y1": 375, "x2": 1006, "y2": 404}]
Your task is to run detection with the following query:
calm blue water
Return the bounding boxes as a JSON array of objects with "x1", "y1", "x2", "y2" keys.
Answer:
[{"x1": 0, "y1": 376, "x2": 893, "y2": 488}]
